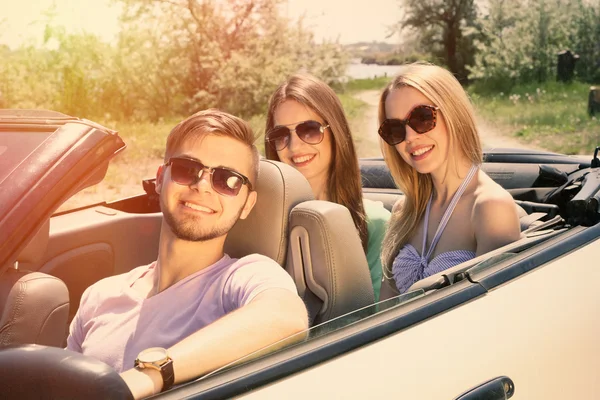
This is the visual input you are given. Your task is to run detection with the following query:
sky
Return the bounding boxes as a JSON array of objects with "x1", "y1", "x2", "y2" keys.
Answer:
[{"x1": 0, "y1": 0, "x2": 402, "y2": 48}]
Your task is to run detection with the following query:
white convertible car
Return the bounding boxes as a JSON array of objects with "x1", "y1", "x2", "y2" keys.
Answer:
[{"x1": 1, "y1": 109, "x2": 599, "y2": 399}]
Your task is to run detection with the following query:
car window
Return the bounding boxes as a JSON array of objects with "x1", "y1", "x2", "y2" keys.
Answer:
[
  {"x1": 306, "y1": 289, "x2": 425, "y2": 340},
  {"x1": 200, "y1": 288, "x2": 426, "y2": 380}
]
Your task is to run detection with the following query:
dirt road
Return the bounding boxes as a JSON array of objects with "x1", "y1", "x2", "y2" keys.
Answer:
[{"x1": 353, "y1": 90, "x2": 547, "y2": 157}]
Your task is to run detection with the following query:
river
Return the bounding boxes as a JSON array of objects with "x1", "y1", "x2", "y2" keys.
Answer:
[{"x1": 346, "y1": 63, "x2": 404, "y2": 80}]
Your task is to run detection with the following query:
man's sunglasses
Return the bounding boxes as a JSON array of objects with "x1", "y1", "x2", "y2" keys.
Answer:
[
  {"x1": 378, "y1": 105, "x2": 439, "y2": 146},
  {"x1": 266, "y1": 120, "x2": 329, "y2": 151},
  {"x1": 165, "y1": 157, "x2": 253, "y2": 197}
]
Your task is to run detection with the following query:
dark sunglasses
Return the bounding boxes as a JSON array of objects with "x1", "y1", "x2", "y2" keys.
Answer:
[
  {"x1": 266, "y1": 120, "x2": 329, "y2": 151},
  {"x1": 378, "y1": 105, "x2": 439, "y2": 146},
  {"x1": 165, "y1": 157, "x2": 253, "y2": 197}
]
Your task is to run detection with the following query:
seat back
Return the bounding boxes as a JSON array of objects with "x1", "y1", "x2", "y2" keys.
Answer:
[
  {"x1": 0, "y1": 221, "x2": 69, "y2": 347},
  {"x1": 224, "y1": 159, "x2": 314, "y2": 265},
  {"x1": 286, "y1": 201, "x2": 375, "y2": 325}
]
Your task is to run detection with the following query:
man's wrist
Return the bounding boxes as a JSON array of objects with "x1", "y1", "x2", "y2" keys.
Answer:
[
  {"x1": 120, "y1": 367, "x2": 163, "y2": 399},
  {"x1": 134, "y1": 347, "x2": 175, "y2": 392}
]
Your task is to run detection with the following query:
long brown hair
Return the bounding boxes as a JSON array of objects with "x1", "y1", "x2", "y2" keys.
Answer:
[
  {"x1": 379, "y1": 63, "x2": 483, "y2": 279},
  {"x1": 265, "y1": 74, "x2": 368, "y2": 250}
]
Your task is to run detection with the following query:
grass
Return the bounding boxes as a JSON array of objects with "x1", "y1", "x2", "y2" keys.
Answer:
[
  {"x1": 339, "y1": 92, "x2": 369, "y2": 120},
  {"x1": 339, "y1": 91, "x2": 373, "y2": 154},
  {"x1": 469, "y1": 81, "x2": 600, "y2": 155},
  {"x1": 344, "y1": 77, "x2": 390, "y2": 92}
]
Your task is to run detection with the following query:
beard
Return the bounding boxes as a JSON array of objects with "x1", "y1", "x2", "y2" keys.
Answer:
[{"x1": 161, "y1": 199, "x2": 245, "y2": 242}]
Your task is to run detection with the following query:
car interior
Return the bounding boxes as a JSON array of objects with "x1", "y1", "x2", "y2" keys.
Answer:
[{"x1": 2, "y1": 148, "x2": 597, "y2": 352}]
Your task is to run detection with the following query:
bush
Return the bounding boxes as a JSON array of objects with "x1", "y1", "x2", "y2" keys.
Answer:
[
  {"x1": 0, "y1": 0, "x2": 350, "y2": 122},
  {"x1": 469, "y1": 0, "x2": 600, "y2": 86}
]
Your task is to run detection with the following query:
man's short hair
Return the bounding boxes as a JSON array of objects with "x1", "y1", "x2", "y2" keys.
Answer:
[{"x1": 165, "y1": 109, "x2": 260, "y2": 187}]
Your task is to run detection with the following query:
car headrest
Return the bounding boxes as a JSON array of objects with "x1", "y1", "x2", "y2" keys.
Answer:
[
  {"x1": 224, "y1": 159, "x2": 314, "y2": 265},
  {"x1": 16, "y1": 220, "x2": 50, "y2": 265},
  {"x1": 286, "y1": 200, "x2": 375, "y2": 324}
]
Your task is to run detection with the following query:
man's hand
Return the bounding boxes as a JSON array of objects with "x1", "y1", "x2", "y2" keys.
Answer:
[{"x1": 120, "y1": 367, "x2": 163, "y2": 399}]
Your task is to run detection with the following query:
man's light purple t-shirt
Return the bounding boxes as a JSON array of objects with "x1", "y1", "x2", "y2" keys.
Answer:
[{"x1": 66, "y1": 253, "x2": 298, "y2": 373}]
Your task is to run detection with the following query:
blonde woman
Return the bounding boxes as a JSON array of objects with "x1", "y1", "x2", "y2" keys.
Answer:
[
  {"x1": 265, "y1": 74, "x2": 391, "y2": 301},
  {"x1": 378, "y1": 63, "x2": 521, "y2": 297}
]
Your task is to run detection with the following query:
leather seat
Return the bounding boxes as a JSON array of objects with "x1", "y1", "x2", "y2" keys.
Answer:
[
  {"x1": 286, "y1": 201, "x2": 375, "y2": 325},
  {"x1": 224, "y1": 160, "x2": 375, "y2": 326},
  {"x1": 0, "y1": 221, "x2": 70, "y2": 347},
  {"x1": 223, "y1": 159, "x2": 314, "y2": 264}
]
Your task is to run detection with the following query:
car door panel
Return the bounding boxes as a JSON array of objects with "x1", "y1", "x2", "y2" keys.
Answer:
[
  {"x1": 238, "y1": 239, "x2": 600, "y2": 399},
  {"x1": 34, "y1": 206, "x2": 161, "y2": 320}
]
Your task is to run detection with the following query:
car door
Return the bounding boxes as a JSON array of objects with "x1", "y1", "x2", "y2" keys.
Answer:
[
  {"x1": 235, "y1": 236, "x2": 600, "y2": 399},
  {"x1": 0, "y1": 111, "x2": 126, "y2": 270}
]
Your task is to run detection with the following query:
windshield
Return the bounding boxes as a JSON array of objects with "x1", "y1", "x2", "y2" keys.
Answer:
[{"x1": 199, "y1": 288, "x2": 426, "y2": 380}]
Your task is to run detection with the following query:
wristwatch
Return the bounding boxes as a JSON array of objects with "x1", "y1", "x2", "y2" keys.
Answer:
[{"x1": 134, "y1": 347, "x2": 175, "y2": 392}]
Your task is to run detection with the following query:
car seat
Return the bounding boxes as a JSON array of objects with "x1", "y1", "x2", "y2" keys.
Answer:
[
  {"x1": 223, "y1": 159, "x2": 314, "y2": 264},
  {"x1": 286, "y1": 201, "x2": 375, "y2": 325},
  {"x1": 225, "y1": 160, "x2": 375, "y2": 326},
  {"x1": 0, "y1": 221, "x2": 70, "y2": 347}
]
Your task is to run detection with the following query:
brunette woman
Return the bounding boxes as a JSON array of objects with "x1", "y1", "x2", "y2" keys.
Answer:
[{"x1": 265, "y1": 74, "x2": 391, "y2": 301}]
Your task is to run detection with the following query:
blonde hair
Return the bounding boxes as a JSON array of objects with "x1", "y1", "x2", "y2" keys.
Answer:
[
  {"x1": 265, "y1": 74, "x2": 368, "y2": 250},
  {"x1": 379, "y1": 63, "x2": 483, "y2": 279}
]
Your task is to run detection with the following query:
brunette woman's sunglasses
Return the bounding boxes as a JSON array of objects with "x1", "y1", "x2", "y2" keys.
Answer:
[
  {"x1": 378, "y1": 105, "x2": 439, "y2": 146},
  {"x1": 266, "y1": 120, "x2": 329, "y2": 151},
  {"x1": 165, "y1": 157, "x2": 253, "y2": 197}
]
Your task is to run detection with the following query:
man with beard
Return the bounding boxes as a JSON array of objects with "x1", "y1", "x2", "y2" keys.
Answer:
[{"x1": 66, "y1": 109, "x2": 308, "y2": 399}]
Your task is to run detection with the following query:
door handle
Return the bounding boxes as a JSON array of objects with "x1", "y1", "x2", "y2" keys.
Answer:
[{"x1": 454, "y1": 376, "x2": 515, "y2": 400}]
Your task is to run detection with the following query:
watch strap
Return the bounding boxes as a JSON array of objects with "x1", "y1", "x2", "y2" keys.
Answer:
[{"x1": 159, "y1": 358, "x2": 175, "y2": 392}]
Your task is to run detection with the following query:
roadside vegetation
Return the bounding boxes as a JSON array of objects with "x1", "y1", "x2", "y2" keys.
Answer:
[
  {"x1": 344, "y1": 77, "x2": 390, "y2": 92},
  {"x1": 391, "y1": 0, "x2": 600, "y2": 153},
  {"x1": 0, "y1": 0, "x2": 348, "y2": 125},
  {"x1": 2, "y1": 0, "x2": 600, "y2": 208},
  {"x1": 470, "y1": 81, "x2": 599, "y2": 155}
]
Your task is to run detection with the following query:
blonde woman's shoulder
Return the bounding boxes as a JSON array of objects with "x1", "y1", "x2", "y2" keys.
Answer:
[{"x1": 471, "y1": 174, "x2": 521, "y2": 256}]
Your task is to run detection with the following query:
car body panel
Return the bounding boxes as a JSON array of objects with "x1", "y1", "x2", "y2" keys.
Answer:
[
  {"x1": 41, "y1": 208, "x2": 161, "y2": 321},
  {"x1": 237, "y1": 238, "x2": 600, "y2": 399}
]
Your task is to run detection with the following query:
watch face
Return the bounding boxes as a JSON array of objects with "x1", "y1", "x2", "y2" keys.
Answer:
[{"x1": 138, "y1": 347, "x2": 168, "y2": 363}]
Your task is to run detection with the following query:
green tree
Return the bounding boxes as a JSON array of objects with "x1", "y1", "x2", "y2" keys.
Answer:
[
  {"x1": 568, "y1": 0, "x2": 600, "y2": 82},
  {"x1": 469, "y1": 0, "x2": 600, "y2": 90},
  {"x1": 395, "y1": 0, "x2": 480, "y2": 83},
  {"x1": 42, "y1": 25, "x2": 117, "y2": 118},
  {"x1": 0, "y1": 0, "x2": 349, "y2": 122},
  {"x1": 115, "y1": 0, "x2": 348, "y2": 119}
]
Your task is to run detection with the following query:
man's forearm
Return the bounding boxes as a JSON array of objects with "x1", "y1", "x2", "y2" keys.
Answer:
[
  {"x1": 120, "y1": 288, "x2": 308, "y2": 399},
  {"x1": 169, "y1": 289, "x2": 307, "y2": 382}
]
